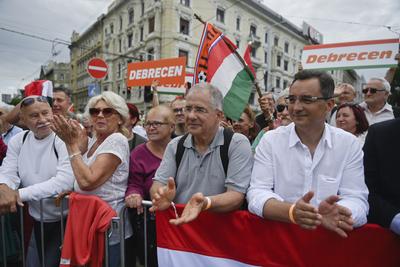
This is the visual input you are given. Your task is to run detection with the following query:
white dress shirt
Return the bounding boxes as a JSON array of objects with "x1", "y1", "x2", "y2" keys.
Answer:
[
  {"x1": 359, "y1": 101, "x2": 394, "y2": 125},
  {"x1": 247, "y1": 123, "x2": 369, "y2": 227}
]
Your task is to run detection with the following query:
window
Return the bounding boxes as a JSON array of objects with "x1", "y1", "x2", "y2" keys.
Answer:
[
  {"x1": 119, "y1": 39, "x2": 122, "y2": 52},
  {"x1": 119, "y1": 16, "x2": 123, "y2": 31},
  {"x1": 140, "y1": 26, "x2": 144, "y2": 41},
  {"x1": 264, "y1": 52, "x2": 268, "y2": 64},
  {"x1": 236, "y1": 40, "x2": 240, "y2": 48},
  {"x1": 277, "y1": 55, "x2": 281, "y2": 67},
  {"x1": 60, "y1": 73, "x2": 64, "y2": 81},
  {"x1": 128, "y1": 33, "x2": 133, "y2": 47},
  {"x1": 236, "y1": 17, "x2": 240, "y2": 31},
  {"x1": 216, "y1": 8, "x2": 225, "y2": 23},
  {"x1": 284, "y1": 42, "x2": 289, "y2": 53},
  {"x1": 117, "y1": 63, "x2": 121, "y2": 78},
  {"x1": 141, "y1": 1, "x2": 144, "y2": 16},
  {"x1": 264, "y1": 33, "x2": 268, "y2": 43},
  {"x1": 276, "y1": 77, "x2": 281, "y2": 88},
  {"x1": 299, "y1": 49, "x2": 303, "y2": 60},
  {"x1": 149, "y1": 17, "x2": 155, "y2": 33},
  {"x1": 274, "y1": 36, "x2": 279, "y2": 46},
  {"x1": 283, "y1": 80, "x2": 288, "y2": 89},
  {"x1": 284, "y1": 60, "x2": 288, "y2": 71},
  {"x1": 180, "y1": 18, "x2": 189, "y2": 35},
  {"x1": 110, "y1": 23, "x2": 114, "y2": 34},
  {"x1": 179, "y1": 49, "x2": 189, "y2": 65},
  {"x1": 250, "y1": 25, "x2": 257, "y2": 37},
  {"x1": 251, "y1": 46, "x2": 257, "y2": 58},
  {"x1": 128, "y1": 9, "x2": 134, "y2": 24},
  {"x1": 147, "y1": 48, "x2": 154, "y2": 61},
  {"x1": 180, "y1": 0, "x2": 190, "y2": 7},
  {"x1": 264, "y1": 71, "x2": 268, "y2": 90}
]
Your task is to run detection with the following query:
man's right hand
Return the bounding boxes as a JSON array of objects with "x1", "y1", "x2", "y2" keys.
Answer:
[
  {"x1": 292, "y1": 191, "x2": 322, "y2": 230},
  {"x1": 0, "y1": 184, "x2": 23, "y2": 214},
  {"x1": 149, "y1": 177, "x2": 176, "y2": 212}
]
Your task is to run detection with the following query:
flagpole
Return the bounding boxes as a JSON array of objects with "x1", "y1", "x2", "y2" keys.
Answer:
[{"x1": 194, "y1": 14, "x2": 263, "y2": 98}]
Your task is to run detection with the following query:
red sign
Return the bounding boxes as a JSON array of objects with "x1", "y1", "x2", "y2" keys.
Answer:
[{"x1": 87, "y1": 58, "x2": 108, "y2": 79}]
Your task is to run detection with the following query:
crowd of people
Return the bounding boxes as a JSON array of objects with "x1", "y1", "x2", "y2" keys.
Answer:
[{"x1": 0, "y1": 68, "x2": 399, "y2": 266}]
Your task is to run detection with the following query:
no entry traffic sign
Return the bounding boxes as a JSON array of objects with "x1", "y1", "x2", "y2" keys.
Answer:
[{"x1": 87, "y1": 58, "x2": 108, "y2": 79}]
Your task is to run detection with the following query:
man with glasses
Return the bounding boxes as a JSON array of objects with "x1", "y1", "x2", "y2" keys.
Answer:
[
  {"x1": 0, "y1": 96, "x2": 74, "y2": 267},
  {"x1": 247, "y1": 70, "x2": 369, "y2": 238},
  {"x1": 359, "y1": 78, "x2": 394, "y2": 125},
  {"x1": 149, "y1": 83, "x2": 253, "y2": 226},
  {"x1": 170, "y1": 97, "x2": 186, "y2": 136}
]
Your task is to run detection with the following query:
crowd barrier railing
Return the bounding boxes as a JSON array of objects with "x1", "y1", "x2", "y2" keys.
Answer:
[{"x1": 1, "y1": 197, "x2": 154, "y2": 267}]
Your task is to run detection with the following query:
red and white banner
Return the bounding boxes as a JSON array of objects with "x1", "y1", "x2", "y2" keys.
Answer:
[
  {"x1": 301, "y1": 38, "x2": 399, "y2": 70},
  {"x1": 156, "y1": 206, "x2": 400, "y2": 267},
  {"x1": 24, "y1": 80, "x2": 53, "y2": 98}
]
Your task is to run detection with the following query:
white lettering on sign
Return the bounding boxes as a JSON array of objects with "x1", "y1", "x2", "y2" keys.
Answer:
[{"x1": 129, "y1": 66, "x2": 184, "y2": 80}]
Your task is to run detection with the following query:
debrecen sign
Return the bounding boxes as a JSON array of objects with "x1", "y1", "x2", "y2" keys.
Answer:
[
  {"x1": 126, "y1": 57, "x2": 186, "y2": 87},
  {"x1": 301, "y1": 39, "x2": 399, "y2": 70}
]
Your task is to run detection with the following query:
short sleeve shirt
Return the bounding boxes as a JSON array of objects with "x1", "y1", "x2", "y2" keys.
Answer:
[{"x1": 153, "y1": 127, "x2": 253, "y2": 203}]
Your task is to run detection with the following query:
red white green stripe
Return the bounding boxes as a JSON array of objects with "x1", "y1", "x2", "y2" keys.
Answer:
[{"x1": 207, "y1": 35, "x2": 253, "y2": 120}]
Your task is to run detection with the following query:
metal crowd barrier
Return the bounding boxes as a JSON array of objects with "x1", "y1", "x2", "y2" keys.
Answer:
[{"x1": 1, "y1": 198, "x2": 155, "y2": 267}]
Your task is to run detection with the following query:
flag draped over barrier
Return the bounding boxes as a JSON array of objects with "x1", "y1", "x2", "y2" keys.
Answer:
[
  {"x1": 193, "y1": 23, "x2": 254, "y2": 121},
  {"x1": 156, "y1": 206, "x2": 400, "y2": 267}
]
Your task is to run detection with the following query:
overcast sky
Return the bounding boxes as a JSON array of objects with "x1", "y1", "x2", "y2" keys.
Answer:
[{"x1": 0, "y1": 0, "x2": 399, "y2": 94}]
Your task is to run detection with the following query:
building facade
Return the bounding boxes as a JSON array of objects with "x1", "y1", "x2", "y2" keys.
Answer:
[
  {"x1": 70, "y1": 0, "x2": 319, "y2": 111},
  {"x1": 69, "y1": 15, "x2": 105, "y2": 112},
  {"x1": 39, "y1": 61, "x2": 70, "y2": 90}
]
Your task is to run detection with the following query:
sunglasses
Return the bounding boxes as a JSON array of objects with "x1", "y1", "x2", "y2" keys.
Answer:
[
  {"x1": 276, "y1": 104, "x2": 289, "y2": 112},
  {"x1": 362, "y1": 87, "x2": 386, "y2": 94},
  {"x1": 20, "y1": 96, "x2": 49, "y2": 108},
  {"x1": 89, "y1": 107, "x2": 118, "y2": 118}
]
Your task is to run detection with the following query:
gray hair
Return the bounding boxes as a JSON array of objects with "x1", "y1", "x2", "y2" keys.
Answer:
[
  {"x1": 368, "y1": 77, "x2": 391, "y2": 92},
  {"x1": 187, "y1": 83, "x2": 223, "y2": 111},
  {"x1": 84, "y1": 91, "x2": 129, "y2": 137}
]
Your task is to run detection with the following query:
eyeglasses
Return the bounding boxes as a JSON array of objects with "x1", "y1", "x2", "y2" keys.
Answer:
[
  {"x1": 276, "y1": 104, "x2": 289, "y2": 112},
  {"x1": 362, "y1": 87, "x2": 386, "y2": 94},
  {"x1": 89, "y1": 107, "x2": 118, "y2": 118},
  {"x1": 20, "y1": 96, "x2": 49, "y2": 108},
  {"x1": 185, "y1": 106, "x2": 209, "y2": 114},
  {"x1": 173, "y1": 108, "x2": 184, "y2": 113},
  {"x1": 286, "y1": 95, "x2": 331, "y2": 105},
  {"x1": 144, "y1": 121, "x2": 169, "y2": 128}
]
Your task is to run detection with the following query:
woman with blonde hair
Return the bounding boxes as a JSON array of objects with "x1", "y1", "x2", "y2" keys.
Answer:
[{"x1": 52, "y1": 91, "x2": 131, "y2": 267}]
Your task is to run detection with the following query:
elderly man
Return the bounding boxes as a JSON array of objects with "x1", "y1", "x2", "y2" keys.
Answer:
[
  {"x1": 247, "y1": 70, "x2": 369, "y2": 238},
  {"x1": 359, "y1": 78, "x2": 394, "y2": 125},
  {"x1": 256, "y1": 92, "x2": 276, "y2": 130},
  {"x1": 329, "y1": 83, "x2": 357, "y2": 126},
  {"x1": 149, "y1": 83, "x2": 253, "y2": 225},
  {"x1": 0, "y1": 96, "x2": 74, "y2": 267}
]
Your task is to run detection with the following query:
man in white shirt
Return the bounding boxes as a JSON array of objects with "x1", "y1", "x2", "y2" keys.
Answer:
[
  {"x1": 0, "y1": 96, "x2": 74, "y2": 267},
  {"x1": 247, "y1": 70, "x2": 369, "y2": 238},
  {"x1": 359, "y1": 78, "x2": 394, "y2": 125}
]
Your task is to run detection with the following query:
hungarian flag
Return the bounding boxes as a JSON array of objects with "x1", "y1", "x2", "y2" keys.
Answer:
[
  {"x1": 24, "y1": 80, "x2": 53, "y2": 98},
  {"x1": 156, "y1": 207, "x2": 400, "y2": 267},
  {"x1": 193, "y1": 23, "x2": 254, "y2": 120}
]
